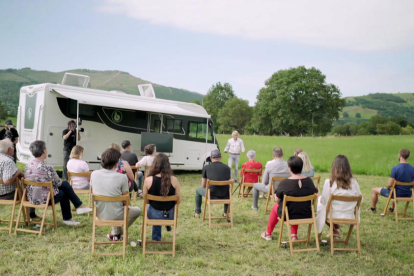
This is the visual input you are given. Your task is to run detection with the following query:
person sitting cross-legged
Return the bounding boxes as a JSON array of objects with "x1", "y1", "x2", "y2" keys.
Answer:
[
  {"x1": 91, "y1": 148, "x2": 142, "y2": 241},
  {"x1": 240, "y1": 150, "x2": 262, "y2": 196},
  {"x1": 194, "y1": 149, "x2": 231, "y2": 218},
  {"x1": 143, "y1": 153, "x2": 181, "y2": 241},
  {"x1": 316, "y1": 155, "x2": 362, "y2": 237},
  {"x1": 261, "y1": 156, "x2": 318, "y2": 241},
  {"x1": 251, "y1": 147, "x2": 290, "y2": 211},
  {"x1": 368, "y1": 148, "x2": 414, "y2": 212},
  {"x1": 25, "y1": 140, "x2": 92, "y2": 226}
]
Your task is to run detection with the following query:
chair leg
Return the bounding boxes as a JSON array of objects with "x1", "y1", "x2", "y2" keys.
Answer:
[
  {"x1": 172, "y1": 221, "x2": 177, "y2": 257},
  {"x1": 91, "y1": 221, "x2": 96, "y2": 255},
  {"x1": 278, "y1": 219, "x2": 284, "y2": 247},
  {"x1": 344, "y1": 225, "x2": 354, "y2": 246},
  {"x1": 306, "y1": 224, "x2": 311, "y2": 246},
  {"x1": 123, "y1": 222, "x2": 127, "y2": 259},
  {"x1": 264, "y1": 194, "x2": 270, "y2": 214},
  {"x1": 229, "y1": 202, "x2": 234, "y2": 228},
  {"x1": 9, "y1": 202, "x2": 17, "y2": 234},
  {"x1": 356, "y1": 222, "x2": 361, "y2": 255},
  {"x1": 382, "y1": 194, "x2": 392, "y2": 215},
  {"x1": 202, "y1": 196, "x2": 207, "y2": 222},
  {"x1": 14, "y1": 203, "x2": 24, "y2": 234},
  {"x1": 394, "y1": 199, "x2": 398, "y2": 222},
  {"x1": 287, "y1": 223, "x2": 294, "y2": 257},
  {"x1": 208, "y1": 202, "x2": 212, "y2": 229},
  {"x1": 39, "y1": 206, "x2": 48, "y2": 236},
  {"x1": 142, "y1": 222, "x2": 147, "y2": 257},
  {"x1": 402, "y1": 201, "x2": 409, "y2": 217},
  {"x1": 330, "y1": 221, "x2": 334, "y2": 255},
  {"x1": 313, "y1": 221, "x2": 320, "y2": 252}
]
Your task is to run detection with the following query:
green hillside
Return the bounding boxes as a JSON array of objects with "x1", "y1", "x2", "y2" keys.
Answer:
[
  {"x1": 0, "y1": 68, "x2": 204, "y2": 116},
  {"x1": 336, "y1": 92, "x2": 414, "y2": 125}
]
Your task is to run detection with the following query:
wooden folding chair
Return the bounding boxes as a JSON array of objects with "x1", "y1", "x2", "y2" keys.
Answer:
[
  {"x1": 142, "y1": 195, "x2": 180, "y2": 257},
  {"x1": 0, "y1": 179, "x2": 28, "y2": 234},
  {"x1": 202, "y1": 180, "x2": 234, "y2": 229},
  {"x1": 130, "y1": 166, "x2": 138, "y2": 200},
  {"x1": 15, "y1": 178, "x2": 57, "y2": 236},
  {"x1": 68, "y1": 171, "x2": 92, "y2": 211},
  {"x1": 311, "y1": 175, "x2": 321, "y2": 194},
  {"x1": 325, "y1": 195, "x2": 362, "y2": 255},
  {"x1": 91, "y1": 194, "x2": 130, "y2": 258},
  {"x1": 278, "y1": 194, "x2": 319, "y2": 256},
  {"x1": 239, "y1": 168, "x2": 262, "y2": 199},
  {"x1": 264, "y1": 177, "x2": 287, "y2": 214},
  {"x1": 381, "y1": 181, "x2": 414, "y2": 222}
]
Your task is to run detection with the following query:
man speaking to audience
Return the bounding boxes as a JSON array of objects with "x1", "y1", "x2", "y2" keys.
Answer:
[{"x1": 224, "y1": 130, "x2": 245, "y2": 183}]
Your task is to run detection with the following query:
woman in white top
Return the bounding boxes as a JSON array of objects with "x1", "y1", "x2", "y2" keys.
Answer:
[
  {"x1": 298, "y1": 152, "x2": 314, "y2": 177},
  {"x1": 67, "y1": 145, "x2": 90, "y2": 190},
  {"x1": 136, "y1": 144, "x2": 156, "y2": 169},
  {"x1": 316, "y1": 155, "x2": 363, "y2": 237}
]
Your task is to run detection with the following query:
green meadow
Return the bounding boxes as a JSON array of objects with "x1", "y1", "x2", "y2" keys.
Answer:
[{"x1": 1, "y1": 135, "x2": 414, "y2": 275}]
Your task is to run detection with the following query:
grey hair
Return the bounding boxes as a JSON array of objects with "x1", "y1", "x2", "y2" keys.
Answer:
[
  {"x1": 29, "y1": 140, "x2": 46, "y2": 158},
  {"x1": 0, "y1": 139, "x2": 13, "y2": 154},
  {"x1": 232, "y1": 130, "x2": 239, "y2": 136},
  {"x1": 246, "y1": 150, "x2": 256, "y2": 160},
  {"x1": 273, "y1": 147, "x2": 283, "y2": 158}
]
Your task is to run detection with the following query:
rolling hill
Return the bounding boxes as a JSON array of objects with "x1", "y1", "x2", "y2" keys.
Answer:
[
  {"x1": 0, "y1": 68, "x2": 204, "y2": 116},
  {"x1": 336, "y1": 92, "x2": 414, "y2": 125}
]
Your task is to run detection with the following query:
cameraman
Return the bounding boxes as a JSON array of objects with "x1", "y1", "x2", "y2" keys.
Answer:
[
  {"x1": 62, "y1": 120, "x2": 80, "y2": 180},
  {"x1": 0, "y1": 120, "x2": 19, "y2": 163}
]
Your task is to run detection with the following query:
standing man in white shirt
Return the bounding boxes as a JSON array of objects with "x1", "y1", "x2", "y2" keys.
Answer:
[{"x1": 224, "y1": 130, "x2": 245, "y2": 183}]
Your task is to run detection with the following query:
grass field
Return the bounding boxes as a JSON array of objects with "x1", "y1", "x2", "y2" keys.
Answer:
[
  {"x1": 216, "y1": 134, "x2": 414, "y2": 177},
  {"x1": 2, "y1": 135, "x2": 414, "y2": 275}
]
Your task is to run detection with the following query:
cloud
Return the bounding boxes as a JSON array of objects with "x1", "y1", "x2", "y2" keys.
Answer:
[{"x1": 97, "y1": 0, "x2": 414, "y2": 51}]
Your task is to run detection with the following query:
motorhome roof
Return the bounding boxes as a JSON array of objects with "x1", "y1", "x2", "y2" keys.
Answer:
[{"x1": 43, "y1": 84, "x2": 209, "y2": 119}]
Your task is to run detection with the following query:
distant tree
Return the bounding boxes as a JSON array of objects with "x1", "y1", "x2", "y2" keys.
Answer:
[
  {"x1": 191, "y1": 100, "x2": 202, "y2": 106},
  {"x1": 0, "y1": 100, "x2": 7, "y2": 120},
  {"x1": 343, "y1": 112, "x2": 349, "y2": 118},
  {"x1": 218, "y1": 97, "x2": 252, "y2": 134},
  {"x1": 253, "y1": 66, "x2": 345, "y2": 136},
  {"x1": 203, "y1": 82, "x2": 235, "y2": 132},
  {"x1": 355, "y1": 113, "x2": 361, "y2": 118}
]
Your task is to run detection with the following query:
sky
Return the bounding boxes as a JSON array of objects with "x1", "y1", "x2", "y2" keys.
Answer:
[{"x1": 1, "y1": 0, "x2": 414, "y2": 105}]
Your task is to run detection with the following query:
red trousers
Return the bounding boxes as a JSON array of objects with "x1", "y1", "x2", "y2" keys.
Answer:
[{"x1": 266, "y1": 203, "x2": 298, "y2": 235}]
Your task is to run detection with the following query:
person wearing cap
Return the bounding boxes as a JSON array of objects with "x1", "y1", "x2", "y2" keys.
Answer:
[
  {"x1": 224, "y1": 130, "x2": 245, "y2": 183},
  {"x1": 0, "y1": 120, "x2": 19, "y2": 163},
  {"x1": 194, "y1": 149, "x2": 231, "y2": 218}
]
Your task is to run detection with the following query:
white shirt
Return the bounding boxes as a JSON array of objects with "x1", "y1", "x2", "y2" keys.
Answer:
[
  {"x1": 67, "y1": 158, "x2": 90, "y2": 189},
  {"x1": 224, "y1": 138, "x2": 245, "y2": 154},
  {"x1": 138, "y1": 155, "x2": 155, "y2": 168},
  {"x1": 316, "y1": 178, "x2": 363, "y2": 233}
]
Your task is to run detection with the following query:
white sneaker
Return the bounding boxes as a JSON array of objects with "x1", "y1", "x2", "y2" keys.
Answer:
[
  {"x1": 76, "y1": 207, "x2": 92, "y2": 215},
  {"x1": 251, "y1": 206, "x2": 258, "y2": 211},
  {"x1": 261, "y1": 232, "x2": 272, "y2": 241},
  {"x1": 63, "y1": 220, "x2": 81, "y2": 226}
]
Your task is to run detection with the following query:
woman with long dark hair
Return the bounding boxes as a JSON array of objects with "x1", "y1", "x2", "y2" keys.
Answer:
[
  {"x1": 142, "y1": 153, "x2": 181, "y2": 241},
  {"x1": 316, "y1": 155, "x2": 362, "y2": 237}
]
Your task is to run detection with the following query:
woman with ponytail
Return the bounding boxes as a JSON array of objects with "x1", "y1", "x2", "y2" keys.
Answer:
[{"x1": 142, "y1": 153, "x2": 181, "y2": 241}]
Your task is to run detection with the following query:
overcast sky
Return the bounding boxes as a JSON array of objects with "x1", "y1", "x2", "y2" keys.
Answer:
[{"x1": 1, "y1": 0, "x2": 414, "y2": 104}]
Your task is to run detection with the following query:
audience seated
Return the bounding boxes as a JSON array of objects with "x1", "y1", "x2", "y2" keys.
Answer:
[
  {"x1": 91, "y1": 148, "x2": 142, "y2": 241},
  {"x1": 143, "y1": 153, "x2": 181, "y2": 241},
  {"x1": 110, "y1": 143, "x2": 137, "y2": 193},
  {"x1": 298, "y1": 152, "x2": 314, "y2": 177},
  {"x1": 24, "y1": 140, "x2": 92, "y2": 225},
  {"x1": 0, "y1": 139, "x2": 39, "y2": 219},
  {"x1": 251, "y1": 147, "x2": 290, "y2": 211},
  {"x1": 135, "y1": 144, "x2": 157, "y2": 170},
  {"x1": 67, "y1": 145, "x2": 90, "y2": 190},
  {"x1": 121, "y1": 140, "x2": 143, "y2": 197},
  {"x1": 369, "y1": 148, "x2": 414, "y2": 212},
  {"x1": 240, "y1": 150, "x2": 262, "y2": 196},
  {"x1": 194, "y1": 149, "x2": 231, "y2": 218},
  {"x1": 261, "y1": 156, "x2": 317, "y2": 241},
  {"x1": 316, "y1": 155, "x2": 362, "y2": 237}
]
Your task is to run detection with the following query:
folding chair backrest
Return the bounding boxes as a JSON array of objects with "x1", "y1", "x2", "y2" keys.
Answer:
[
  {"x1": 92, "y1": 194, "x2": 130, "y2": 203},
  {"x1": 283, "y1": 194, "x2": 318, "y2": 215},
  {"x1": 310, "y1": 175, "x2": 321, "y2": 193},
  {"x1": 68, "y1": 171, "x2": 92, "y2": 187},
  {"x1": 145, "y1": 194, "x2": 180, "y2": 202},
  {"x1": 206, "y1": 180, "x2": 234, "y2": 194},
  {"x1": 0, "y1": 178, "x2": 22, "y2": 198},
  {"x1": 394, "y1": 181, "x2": 414, "y2": 189},
  {"x1": 242, "y1": 169, "x2": 262, "y2": 183},
  {"x1": 326, "y1": 195, "x2": 362, "y2": 218},
  {"x1": 271, "y1": 177, "x2": 288, "y2": 192}
]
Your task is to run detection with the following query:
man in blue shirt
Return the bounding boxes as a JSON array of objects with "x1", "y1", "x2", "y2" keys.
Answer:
[{"x1": 369, "y1": 148, "x2": 414, "y2": 212}]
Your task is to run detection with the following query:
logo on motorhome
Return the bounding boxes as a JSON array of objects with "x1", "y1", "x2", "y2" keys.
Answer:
[
  {"x1": 28, "y1": 108, "x2": 33, "y2": 120},
  {"x1": 112, "y1": 111, "x2": 122, "y2": 123}
]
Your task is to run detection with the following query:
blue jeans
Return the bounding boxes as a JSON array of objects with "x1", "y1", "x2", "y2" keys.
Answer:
[
  {"x1": 53, "y1": 181, "x2": 83, "y2": 221},
  {"x1": 136, "y1": 171, "x2": 143, "y2": 190},
  {"x1": 147, "y1": 205, "x2": 174, "y2": 241}
]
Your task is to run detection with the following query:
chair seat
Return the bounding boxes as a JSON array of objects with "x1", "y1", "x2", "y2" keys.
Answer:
[
  {"x1": 74, "y1": 190, "x2": 91, "y2": 194},
  {"x1": 242, "y1": 182, "x2": 254, "y2": 187},
  {"x1": 0, "y1": 199, "x2": 21, "y2": 205},
  {"x1": 327, "y1": 218, "x2": 357, "y2": 224},
  {"x1": 95, "y1": 218, "x2": 125, "y2": 227},
  {"x1": 209, "y1": 199, "x2": 231, "y2": 204},
  {"x1": 395, "y1": 197, "x2": 414, "y2": 202},
  {"x1": 22, "y1": 202, "x2": 48, "y2": 208}
]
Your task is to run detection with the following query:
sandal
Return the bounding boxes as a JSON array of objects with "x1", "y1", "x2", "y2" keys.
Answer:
[
  {"x1": 326, "y1": 230, "x2": 341, "y2": 238},
  {"x1": 194, "y1": 213, "x2": 200, "y2": 218},
  {"x1": 138, "y1": 190, "x2": 143, "y2": 198}
]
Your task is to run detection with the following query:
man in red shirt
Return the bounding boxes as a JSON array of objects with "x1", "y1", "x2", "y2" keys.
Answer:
[{"x1": 240, "y1": 150, "x2": 262, "y2": 196}]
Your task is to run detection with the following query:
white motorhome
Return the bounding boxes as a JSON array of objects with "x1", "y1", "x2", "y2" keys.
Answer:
[{"x1": 16, "y1": 73, "x2": 218, "y2": 170}]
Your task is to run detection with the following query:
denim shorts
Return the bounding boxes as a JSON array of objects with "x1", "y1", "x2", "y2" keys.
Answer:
[{"x1": 380, "y1": 188, "x2": 411, "y2": 198}]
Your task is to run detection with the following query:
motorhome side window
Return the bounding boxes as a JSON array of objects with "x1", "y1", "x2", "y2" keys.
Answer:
[
  {"x1": 165, "y1": 119, "x2": 182, "y2": 133},
  {"x1": 188, "y1": 122, "x2": 212, "y2": 142}
]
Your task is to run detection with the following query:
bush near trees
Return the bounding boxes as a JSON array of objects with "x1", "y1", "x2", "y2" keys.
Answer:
[
  {"x1": 252, "y1": 66, "x2": 345, "y2": 136},
  {"x1": 355, "y1": 112, "x2": 361, "y2": 118},
  {"x1": 343, "y1": 112, "x2": 349, "y2": 118},
  {"x1": 332, "y1": 115, "x2": 414, "y2": 136}
]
